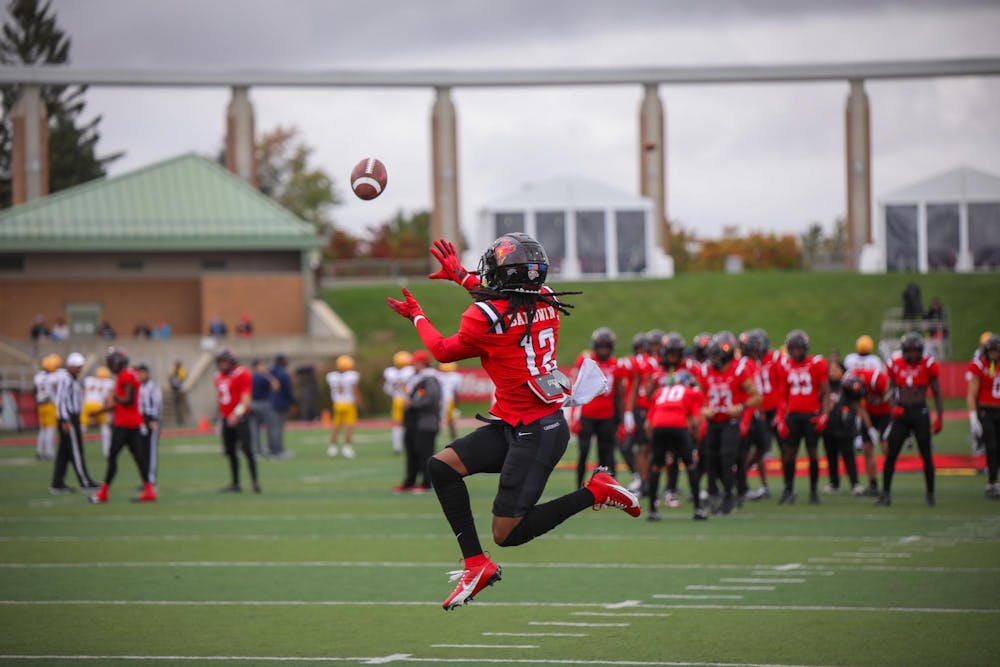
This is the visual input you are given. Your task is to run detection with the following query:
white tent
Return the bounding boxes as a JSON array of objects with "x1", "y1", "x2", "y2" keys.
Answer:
[
  {"x1": 861, "y1": 166, "x2": 1000, "y2": 273},
  {"x1": 471, "y1": 174, "x2": 674, "y2": 279}
]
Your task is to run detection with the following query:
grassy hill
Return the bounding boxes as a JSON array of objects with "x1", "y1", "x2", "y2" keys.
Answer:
[{"x1": 324, "y1": 271, "x2": 998, "y2": 411}]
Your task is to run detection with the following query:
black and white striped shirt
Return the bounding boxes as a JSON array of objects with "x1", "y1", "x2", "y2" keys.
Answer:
[
  {"x1": 55, "y1": 369, "x2": 82, "y2": 421},
  {"x1": 139, "y1": 379, "x2": 163, "y2": 421}
]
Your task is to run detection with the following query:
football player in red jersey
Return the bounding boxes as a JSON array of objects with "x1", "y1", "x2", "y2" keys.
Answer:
[
  {"x1": 388, "y1": 234, "x2": 640, "y2": 610},
  {"x1": 745, "y1": 329, "x2": 782, "y2": 500},
  {"x1": 852, "y1": 364, "x2": 892, "y2": 496},
  {"x1": 879, "y1": 332, "x2": 944, "y2": 507},
  {"x1": 777, "y1": 330, "x2": 831, "y2": 505},
  {"x1": 214, "y1": 349, "x2": 260, "y2": 494},
  {"x1": 620, "y1": 332, "x2": 655, "y2": 493},
  {"x1": 652, "y1": 333, "x2": 695, "y2": 508},
  {"x1": 735, "y1": 330, "x2": 770, "y2": 503},
  {"x1": 89, "y1": 348, "x2": 156, "y2": 504},
  {"x1": 967, "y1": 334, "x2": 1000, "y2": 499},
  {"x1": 574, "y1": 328, "x2": 629, "y2": 488},
  {"x1": 701, "y1": 331, "x2": 761, "y2": 515},
  {"x1": 646, "y1": 371, "x2": 707, "y2": 521}
]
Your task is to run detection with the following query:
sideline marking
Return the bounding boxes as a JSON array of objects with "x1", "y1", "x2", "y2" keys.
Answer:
[
  {"x1": 653, "y1": 594, "x2": 743, "y2": 600},
  {"x1": 721, "y1": 578, "x2": 804, "y2": 584},
  {"x1": 432, "y1": 644, "x2": 538, "y2": 649},
  {"x1": 686, "y1": 585, "x2": 775, "y2": 591},
  {"x1": 483, "y1": 632, "x2": 587, "y2": 638},
  {"x1": 529, "y1": 621, "x2": 630, "y2": 627},
  {"x1": 0, "y1": 654, "x2": 874, "y2": 666}
]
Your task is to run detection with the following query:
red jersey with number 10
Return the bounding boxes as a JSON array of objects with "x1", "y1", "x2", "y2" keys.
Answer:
[
  {"x1": 647, "y1": 383, "x2": 703, "y2": 428},
  {"x1": 214, "y1": 366, "x2": 251, "y2": 418},
  {"x1": 967, "y1": 356, "x2": 1000, "y2": 407},
  {"x1": 414, "y1": 287, "x2": 564, "y2": 426},
  {"x1": 781, "y1": 354, "x2": 828, "y2": 414}
]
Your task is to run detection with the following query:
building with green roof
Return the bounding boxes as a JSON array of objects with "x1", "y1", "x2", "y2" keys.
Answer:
[{"x1": 0, "y1": 153, "x2": 322, "y2": 339}]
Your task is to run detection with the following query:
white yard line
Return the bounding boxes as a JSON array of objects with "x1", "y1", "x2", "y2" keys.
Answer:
[
  {"x1": 572, "y1": 612, "x2": 673, "y2": 618},
  {"x1": 431, "y1": 644, "x2": 538, "y2": 649},
  {"x1": 482, "y1": 632, "x2": 587, "y2": 638},
  {"x1": 720, "y1": 578, "x2": 804, "y2": 584},
  {"x1": 528, "y1": 621, "x2": 630, "y2": 627},
  {"x1": 686, "y1": 585, "x2": 775, "y2": 591},
  {"x1": 652, "y1": 595, "x2": 743, "y2": 600}
]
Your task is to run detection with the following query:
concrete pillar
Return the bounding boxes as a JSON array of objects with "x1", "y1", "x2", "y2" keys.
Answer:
[
  {"x1": 11, "y1": 85, "x2": 48, "y2": 205},
  {"x1": 564, "y1": 210, "x2": 581, "y2": 278},
  {"x1": 845, "y1": 79, "x2": 872, "y2": 271},
  {"x1": 957, "y1": 202, "x2": 973, "y2": 272},
  {"x1": 225, "y1": 86, "x2": 257, "y2": 187},
  {"x1": 605, "y1": 207, "x2": 618, "y2": 277},
  {"x1": 639, "y1": 83, "x2": 667, "y2": 253},
  {"x1": 917, "y1": 202, "x2": 928, "y2": 274},
  {"x1": 431, "y1": 87, "x2": 460, "y2": 247}
]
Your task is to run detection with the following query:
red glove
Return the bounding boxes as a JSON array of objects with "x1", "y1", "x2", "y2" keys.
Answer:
[
  {"x1": 776, "y1": 419, "x2": 790, "y2": 440},
  {"x1": 615, "y1": 423, "x2": 627, "y2": 443},
  {"x1": 428, "y1": 239, "x2": 479, "y2": 290},
  {"x1": 386, "y1": 287, "x2": 425, "y2": 322},
  {"x1": 932, "y1": 415, "x2": 942, "y2": 434},
  {"x1": 569, "y1": 415, "x2": 581, "y2": 435},
  {"x1": 891, "y1": 405, "x2": 905, "y2": 420},
  {"x1": 739, "y1": 409, "x2": 753, "y2": 437},
  {"x1": 697, "y1": 419, "x2": 707, "y2": 443},
  {"x1": 812, "y1": 413, "x2": 828, "y2": 434}
]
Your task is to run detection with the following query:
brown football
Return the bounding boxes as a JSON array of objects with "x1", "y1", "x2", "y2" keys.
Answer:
[{"x1": 350, "y1": 158, "x2": 388, "y2": 200}]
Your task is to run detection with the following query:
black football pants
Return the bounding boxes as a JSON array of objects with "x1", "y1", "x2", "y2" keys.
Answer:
[
  {"x1": 883, "y1": 405, "x2": 934, "y2": 495},
  {"x1": 705, "y1": 420, "x2": 739, "y2": 500},
  {"x1": 52, "y1": 415, "x2": 94, "y2": 488},
  {"x1": 577, "y1": 417, "x2": 617, "y2": 487},
  {"x1": 781, "y1": 412, "x2": 820, "y2": 493},
  {"x1": 105, "y1": 426, "x2": 149, "y2": 485}
]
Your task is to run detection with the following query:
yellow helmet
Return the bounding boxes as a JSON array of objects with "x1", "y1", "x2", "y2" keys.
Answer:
[
  {"x1": 980, "y1": 331, "x2": 994, "y2": 346},
  {"x1": 336, "y1": 354, "x2": 355, "y2": 372},
  {"x1": 393, "y1": 350, "x2": 412, "y2": 368},
  {"x1": 96, "y1": 366, "x2": 112, "y2": 379},
  {"x1": 855, "y1": 335, "x2": 874, "y2": 354},
  {"x1": 42, "y1": 354, "x2": 62, "y2": 372},
  {"x1": 439, "y1": 362, "x2": 458, "y2": 373}
]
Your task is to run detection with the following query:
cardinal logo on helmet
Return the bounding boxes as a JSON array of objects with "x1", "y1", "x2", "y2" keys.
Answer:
[{"x1": 494, "y1": 238, "x2": 517, "y2": 265}]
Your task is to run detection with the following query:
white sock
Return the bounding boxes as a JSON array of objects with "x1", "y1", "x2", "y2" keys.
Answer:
[
  {"x1": 391, "y1": 426, "x2": 403, "y2": 454},
  {"x1": 37, "y1": 429, "x2": 45, "y2": 457},
  {"x1": 101, "y1": 424, "x2": 111, "y2": 457},
  {"x1": 44, "y1": 428, "x2": 56, "y2": 458}
]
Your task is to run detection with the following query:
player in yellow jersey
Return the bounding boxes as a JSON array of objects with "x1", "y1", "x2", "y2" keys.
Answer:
[
  {"x1": 34, "y1": 354, "x2": 61, "y2": 460},
  {"x1": 383, "y1": 351, "x2": 413, "y2": 455},
  {"x1": 82, "y1": 367, "x2": 115, "y2": 457},
  {"x1": 326, "y1": 355, "x2": 361, "y2": 459},
  {"x1": 437, "y1": 362, "x2": 462, "y2": 441}
]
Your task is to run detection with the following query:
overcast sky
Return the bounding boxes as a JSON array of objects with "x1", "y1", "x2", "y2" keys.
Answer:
[{"x1": 47, "y1": 0, "x2": 1000, "y2": 244}]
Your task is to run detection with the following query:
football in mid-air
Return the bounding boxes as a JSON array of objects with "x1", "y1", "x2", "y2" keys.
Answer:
[{"x1": 350, "y1": 158, "x2": 388, "y2": 200}]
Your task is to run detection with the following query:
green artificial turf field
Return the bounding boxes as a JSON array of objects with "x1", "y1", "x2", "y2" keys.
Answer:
[{"x1": 1, "y1": 420, "x2": 998, "y2": 666}]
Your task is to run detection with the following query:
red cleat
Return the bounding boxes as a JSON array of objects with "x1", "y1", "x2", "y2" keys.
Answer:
[
  {"x1": 391, "y1": 485, "x2": 414, "y2": 494},
  {"x1": 134, "y1": 482, "x2": 157, "y2": 503},
  {"x1": 442, "y1": 556, "x2": 501, "y2": 610},
  {"x1": 89, "y1": 483, "x2": 109, "y2": 505},
  {"x1": 586, "y1": 466, "x2": 641, "y2": 517}
]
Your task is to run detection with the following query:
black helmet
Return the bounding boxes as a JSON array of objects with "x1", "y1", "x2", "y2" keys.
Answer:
[
  {"x1": 693, "y1": 332, "x2": 712, "y2": 361},
  {"x1": 900, "y1": 331, "x2": 923, "y2": 361},
  {"x1": 631, "y1": 332, "x2": 648, "y2": 354},
  {"x1": 984, "y1": 334, "x2": 1000, "y2": 355},
  {"x1": 660, "y1": 332, "x2": 685, "y2": 365},
  {"x1": 105, "y1": 347, "x2": 129, "y2": 374},
  {"x1": 646, "y1": 329, "x2": 666, "y2": 350},
  {"x1": 215, "y1": 347, "x2": 237, "y2": 365},
  {"x1": 591, "y1": 327, "x2": 616, "y2": 351},
  {"x1": 752, "y1": 328, "x2": 770, "y2": 354},
  {"x1": 785, "y1": 329, "x2": 810, "y2": 359},
  {"x1": 841, "y1": 375, "x2": 867, "y2": 401},
  {"x1": 708, "y1": 331, "x2": 737, "y2": 368},
  {"x1": 738, "y1": 330, "x2": 761, "y2": 358},
  {"x1": 478, "y1": 232, "x2": 548, "y2": 293}
]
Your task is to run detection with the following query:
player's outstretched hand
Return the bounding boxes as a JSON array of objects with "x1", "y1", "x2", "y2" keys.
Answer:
[
  {"x1": 386, "y1": 288, "x2": 425, "y2": 322},
  {"x1": 428, "y1": 239, "x2": 479, "y2": 290}
]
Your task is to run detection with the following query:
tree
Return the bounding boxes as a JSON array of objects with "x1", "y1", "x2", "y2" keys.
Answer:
[
  {"x1": 255, "y1": 125, "x2": 341, "y2": 234},
  {"x1": 367, "y1": 210, "x2": 432, "y2": 259},
  {"x1": 0, "y1": 0, "x2": 119, "y2": 207}
]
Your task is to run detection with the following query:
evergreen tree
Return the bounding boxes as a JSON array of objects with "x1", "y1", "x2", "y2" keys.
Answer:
[{"x1": 0, "y1": 0, "x2": 119, "y2": 207}]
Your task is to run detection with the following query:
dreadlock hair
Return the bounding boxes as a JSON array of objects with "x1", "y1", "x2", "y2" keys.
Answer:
[{"x1": 470, "y1": 286, "x2": 581, "y2": 345}]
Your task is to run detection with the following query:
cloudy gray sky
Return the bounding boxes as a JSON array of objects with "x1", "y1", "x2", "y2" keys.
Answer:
[{"x1": 48, "y1": 0, "x2": 1000, "y2": 243}]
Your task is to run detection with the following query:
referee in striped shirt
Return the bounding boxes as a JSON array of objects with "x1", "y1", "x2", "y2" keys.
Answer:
[
  {"x1": 137, "y1": 363, "x2": 163, "y2": 486},
  {"x1": 51, "y1": 352, "x2": 98, "y2": 493}
]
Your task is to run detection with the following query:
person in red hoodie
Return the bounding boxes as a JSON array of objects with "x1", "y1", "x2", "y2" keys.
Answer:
[{"x1": 89, "y1": 347, "x2": 156, "y2": 504}]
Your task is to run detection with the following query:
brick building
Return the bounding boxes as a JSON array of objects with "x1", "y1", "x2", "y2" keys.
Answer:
[{"x1": 0, "y1": 153, "x2": 320, "y2": 339}]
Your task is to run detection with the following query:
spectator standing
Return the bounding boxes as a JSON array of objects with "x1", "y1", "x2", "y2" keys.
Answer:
[
  {"x1": 393, "y1": 350, "x2": 441, "y2": 493},
  {"x1": 168, "y1": 359, "x2": 187, "y2": 424},
  {"x1": 50, "y1": 318, "x2": 69, "y2": 341},
  {"x1": 98, "y1": 320, "x2": 116, "y2": 340},
  {"x1": 133, "y1": 321, "x2": 152, "y2": 338},
  {"x1": 267, "y1": 354, "x2": 295, "y2": 459},
  {"x1": 249, "y1": 359, "x2": 276, "y2": 458},
  {"x1": 208, "y1": 314, "x2": 227, "y2": 337},
  {"x1": 50, "y1": 352, "x2": 98, "y2": 493},
  {"x1": 235, "y1": 313, "x2": 254, "y2": 338},
  {"x1": 137, "y1": 363, "x2": 163, "y2": 486},
  {"x1": 157, "y1": 320, "x2": 172, "y2": 340},
  {"x1": 30, "y1": 314, "x2": 49, "y2": 345}
]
